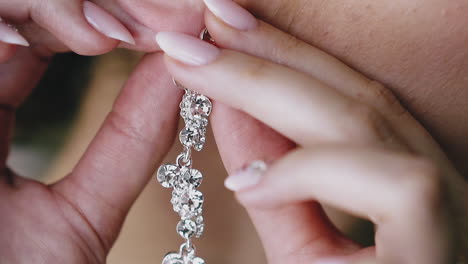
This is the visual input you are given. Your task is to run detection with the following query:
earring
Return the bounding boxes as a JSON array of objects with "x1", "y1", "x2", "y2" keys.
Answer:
[{"x1": 156, "y1": 29, "x2": 213, "y2": 264}]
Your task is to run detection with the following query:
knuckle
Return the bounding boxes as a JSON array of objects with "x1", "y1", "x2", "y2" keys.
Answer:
[
  {"x1": 106, "y1": 110, "x2": 150, "y2": 144},
  {"x1": 350, "y1": 104, "x2": 381, "y2": 126},
  {"x1": 241, "y1": 57, "x2": 272, "y2": 81},
  {"x1": 277, "y1": 33, "x2": 303, "y2": 54},
  {"x1": 365, "y1": 80, "x2": 407, "y2": 117},
  {"x1": 342, "y1": 104, "x2": 394, "y2": 144}
]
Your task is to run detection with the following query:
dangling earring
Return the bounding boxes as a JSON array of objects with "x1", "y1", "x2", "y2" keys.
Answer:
[{"x1": 156, "y1": 29, "x2": 213, "y2": 264}]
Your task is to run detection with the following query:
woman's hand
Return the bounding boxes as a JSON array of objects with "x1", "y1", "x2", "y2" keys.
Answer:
[
  {"x1": 0, "y1": 51, "x2": 182, "y2": 263},
  {"x1": 0, "y1": 0, "x2": 210, "y2": 62},
  {"x1": 156, "y1": 0, "x2": 467, "y2": 263}
]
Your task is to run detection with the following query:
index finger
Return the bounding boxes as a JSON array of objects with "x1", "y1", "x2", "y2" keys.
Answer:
[{"x1": 51, "y1": 52, "x2": 182, "y2": 245}]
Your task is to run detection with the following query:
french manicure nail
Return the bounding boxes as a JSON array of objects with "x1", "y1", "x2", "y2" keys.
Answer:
[
  {"x1": 225, "y1": 160, "x2": 268, "y2": 191},
  {"x1": 156, "y1": 32, "x2": 221, "y2": 66},
  {"x1": 0, "y1": 22, "x2": 29, "y2": 46},
  {"x1": 203, "y1": 0, "x2": 258, "y2": 31},
  {"x1": 83, "y1": 1, "x2": 135, "y2": 45}
]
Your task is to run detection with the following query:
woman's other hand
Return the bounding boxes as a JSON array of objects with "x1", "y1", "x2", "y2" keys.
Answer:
[
  {"x1": 156, "y1": 0, "x2": 467, "y2": 263},
  {"x1": 0, "y1": 50, "x2": 182, "y2": 263}
]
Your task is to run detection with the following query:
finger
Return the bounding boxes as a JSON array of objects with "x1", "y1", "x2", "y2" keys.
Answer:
[
  {"x1": 211, "y1": 103, "x2": 357, "y2": 262},
  {"x1": 109, "y1": 0, "x2": 206, "y2": 52},
  {"x1": 228, "y1": 146, "x2": 454, "y2": 264},
  {"x1": 157, "y1": 32, "x2": 404, "y2": 149},
  {"x1": 202, "y1": 3, "x2": 398, "y2": 115},
  {"x1": 51, "y1": 52, "x2": 181, "y2": 247},
  {"x1": 38, "y1": 0, "x2": 135, "y2": 55},
  {"x1": 202, "y1": 3, "x2": 446, "y2": 160},
  {"x1": 1, "y1": 0, "x2": 135, "y2": 55}
]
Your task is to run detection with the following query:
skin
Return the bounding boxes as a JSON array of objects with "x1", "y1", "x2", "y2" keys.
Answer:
[
  {"x1": 1, "y1": 0, "x2": 467, "y2": 174},
  {"x1": 0, "y1": 0, "x2": 466, "y2": 263},
  {"x1": 159, "y1": 9, "x2": 467, "y2": 262}
]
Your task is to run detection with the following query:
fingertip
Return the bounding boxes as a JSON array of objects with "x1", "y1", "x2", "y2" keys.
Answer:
[
  {"x1": 204, "y1": 9, "x2": 244, "y2": 45},
  {"x1": 0, "y1": 22, "x2": 30, "y2": 47},
  {"x1": 202, "y1": 0, "x2": 258, "y2": 31},
  {"x1": 224, "y1": 160, "x2": 268, "y2": 192},
  {"x1": 72, "y1": 40, "x2": 119, "y2": 56},
  {"x1": 155, "y1": 31, "x2": 220, "y2": 66},
  {"x1": 83, "y1": 1, "x2": 135, "y2": 45},
  {"x1": 31, "y1": 0, "x2": 125, "y2": 55}
]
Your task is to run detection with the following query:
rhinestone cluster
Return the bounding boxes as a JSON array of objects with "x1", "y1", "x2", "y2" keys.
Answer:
[
  {"x1": 156, "y1": 85, "x2": 212, "y2": 264},
  {"x1": 179, "y1": 89, "x2": 212, "y2": 151}
]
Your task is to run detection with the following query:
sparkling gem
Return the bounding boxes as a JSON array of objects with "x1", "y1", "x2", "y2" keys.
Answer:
[
  {"x1": 162, "y1": 253, "x2": 184, "y2": 264},
  {"x1": 189, "y1": 95, "x2": 212, "y2": 120},
  {"x1": 180, "y1": 127, "x2": 200, "y2": 148},
  {"x1": 157, "y1": 164, "x2": 178, "y2": 188},
  {"x1": 177, "y1": 167, "x2": 203, "y2": 188},
  {"x1": 177, "y1": 219, "x2": 197, "y2": 239},
  {"x1": 180, "y1": 91, "x2": 212, "y2": 126},
  {"x1": 193, "y1": 136, "x2": 206, "y2": 151},
  {"x1": 171, "y1": 188, "x2": 204, "y2": 219},
  {"x1": 162, "y1": 253, "x2": 205, "y2": 264}
]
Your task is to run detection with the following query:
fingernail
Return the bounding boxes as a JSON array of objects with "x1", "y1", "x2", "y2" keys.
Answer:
[
  {"x1": 0, "y1": 22, "x2": 29, "y2": 46},
  {"x1": 225, "y1": 160, "x2": 268, "y2": 191},
  {"x1": 203, "y1": 0, "x2": 258, "y2": 31},
  {"x1": 156, "y1": 32, "x2": 221, "y2": 66},
  {"x1": 83, "y1": 1, "x2": 135, "y2": 45}
]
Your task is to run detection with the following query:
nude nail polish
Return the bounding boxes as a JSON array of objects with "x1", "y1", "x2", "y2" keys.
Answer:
[
  {"x1": 83, "y1": 1, "x2": 135, "y2": 45},
  {"x1": 225, "y1": 160, "x2": 268, "y2": 191},
  {"x1": 156, "y1": 32, "x2": 221, "y2": 66},
  {"x1": 0, "y1": 22, "x2": 29, "y2": 46},
  {"x1": 203, "y1": 0, "x2": 258, "y2": 31}
]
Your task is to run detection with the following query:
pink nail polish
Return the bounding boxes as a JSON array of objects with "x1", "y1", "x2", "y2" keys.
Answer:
[
  {"x1": 0, "y1": 22, "x2": 29, "y2": 46},
  {"x1": 156, "y1": 32, "x2": 221, "y2": 66},
  {"x1": 83, "y1": 1, "x2": 135, "y2": 45},
  {"x1": 225, "y1": 160, "x2": 268, "y2": 191},
  {"x1": 203, "y1": 0, "x2": 258, "y2": 31}
]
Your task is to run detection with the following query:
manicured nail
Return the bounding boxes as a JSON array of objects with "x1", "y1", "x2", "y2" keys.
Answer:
[
  {"x1": 83, "y1": 1, "x2": 135, "y2": 45},
  {"x1": 225, "y1": 160, "x2": 268, "y2": 191},
  {"x1": 156, "y1": 32, "x2": 221, "y2": 66},
  {"x1": 203, "y1": 0, "x2": 258, "y2": 31},
  {"x1": 0, "y1": 22, "x2": 29, "y2": 46}
]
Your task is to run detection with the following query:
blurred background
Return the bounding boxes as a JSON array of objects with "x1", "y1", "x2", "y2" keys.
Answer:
[{"x1": 7, "y1": 51, "x2": 374, "y2": 263}]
